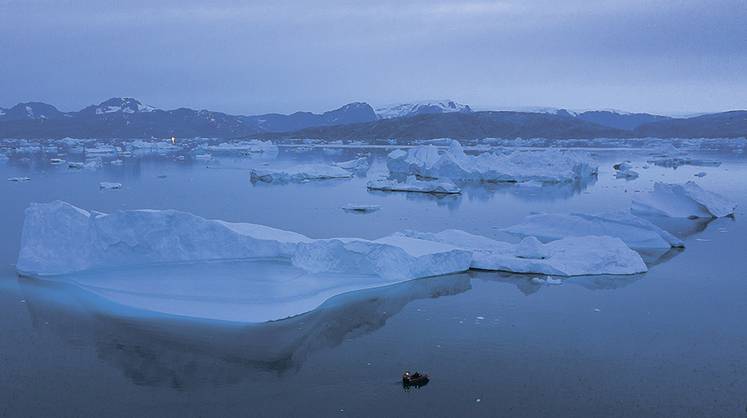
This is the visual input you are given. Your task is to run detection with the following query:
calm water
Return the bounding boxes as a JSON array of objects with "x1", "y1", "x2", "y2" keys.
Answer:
[{"x1": 1, "y1": 141, "x2": 746, "y2": 417}]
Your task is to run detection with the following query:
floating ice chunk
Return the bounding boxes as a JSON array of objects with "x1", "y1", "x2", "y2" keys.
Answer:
[
  {"x1": 68, "y1": 159, "x2": 102, "y2": 170},
  {"x1": 503, "y1": 211, "x2": 684, "y2": 250},
  {"x1": 292, "y1": 236, "x2": 472, "y2": 280},
  {"x1": 251, "y1": 164, "x2": 353, "y2": 183},
  {"x1": 49, "y1": 158, "x2": 65, "y2": 165},
  {"x1": 386, "y1": 140, "x2": 597, "y2": 183},
  {"x1": 694, "y1": 172, "x2": 706, "y2": 177},
  {"x1": 648, "y1": 157, "x2": 721, "y2": 169},
  {"x1": 613, "y1": 162, "x2": 639, "y2": 179},
  {"x1": 367, "y1": 176, "x2": 461, "y2": 194},
  {"x1": 334, "y1": 157, "x2": 369, "y2": 171},
  {"x1": 110, "y1": 159, "x2": 124, "y2": 166},
  {"x1": 194, "y1": 153, "x2": 213, "y2": 160},
  {"x1": 99, "y1": 182, "x2": 122, "y2": 190},
  {"x1": 342, "y1": 204, "x2": 381, "y2": 213},
  {"x1": 399, "y1": 230, "x2": 647, "y2": 276},
  {"x1": 8, "y1": 176, "x2": 31, "y2": 182},
  {"x1": 632, "y1": 181, "x2": 737, "y2": 218}
]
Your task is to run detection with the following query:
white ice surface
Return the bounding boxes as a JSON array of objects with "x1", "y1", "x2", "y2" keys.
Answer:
[
  {"x1": 503, "y1": 211, "x2": 684, "y2": 250},
  {"x1": 632, "y1": 181, "x2": 737, "y2": 218}
]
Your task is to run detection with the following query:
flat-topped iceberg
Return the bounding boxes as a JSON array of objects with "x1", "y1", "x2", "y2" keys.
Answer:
[
  {"x1": 503, "y1": 211, "x2": 684, "y2": 251},
  {"x1": 367, "y1": 175, "x2": 461, "y2": 194},
  {"x1": 399, "y1": 230, "x2": 647, "y2": 276},
  {"x1": 632, "y1": 181, "x2": 737, "y2": 218},
  {"x1": 250, "y1": 164, "x2": 353, "y2": 183},
  {"x1": 16, "y1": 202, "x2": 471, "y2": 282},
  {"x1": 386, "y1": 140, "x2": 597, "y2": 183}
]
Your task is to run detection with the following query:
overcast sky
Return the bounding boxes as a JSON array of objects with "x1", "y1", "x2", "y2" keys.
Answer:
[{"x1": 1, "y1": 0, "x2": 745, "y2": 115}]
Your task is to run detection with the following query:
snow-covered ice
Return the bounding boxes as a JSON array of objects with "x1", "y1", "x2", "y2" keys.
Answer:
[
  {"x1": 367, "y1": 175, "x2": 461, "y2": 194},
  {"x1": 386, "y1": 140, "x2": 597, "y2": 183},
  {"x1": 632, "y1": 181, "x2": 737, "y2": 218},
  {"x1": 251, "y1": 164, "x2": 353, "y2": 183},
  {"x1": 8, "y1": 176, "x2": 31, "y2": 182},
  {"x1": 503, "y1": 211, "x2": 684, "y2": 251}
]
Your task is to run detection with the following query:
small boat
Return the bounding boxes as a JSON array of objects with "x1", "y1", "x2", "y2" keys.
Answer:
[{"x1": 402, "y1": 371, "x2": 429, "y2": 387}]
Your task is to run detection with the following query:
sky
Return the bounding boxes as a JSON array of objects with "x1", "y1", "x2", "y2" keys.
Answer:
[{"x1": 1, "y1": 0, "x2": 746, "y2": 116}]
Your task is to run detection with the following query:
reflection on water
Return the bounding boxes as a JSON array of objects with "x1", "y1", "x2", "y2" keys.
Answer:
[{"x1": 17, "y1": 273, "x2": 471, "y2": 388}]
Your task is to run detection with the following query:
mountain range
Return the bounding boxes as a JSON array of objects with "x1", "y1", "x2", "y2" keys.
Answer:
[{"x1": 1, "y1": 98, "x2": 745, "y2": 140}]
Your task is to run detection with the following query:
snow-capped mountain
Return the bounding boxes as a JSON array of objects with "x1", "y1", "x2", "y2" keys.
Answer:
[
  {"x1": 0, "y1": 102, "x2": 66, "y2": 121},
  {"x1": 80, "y1": 97, "x2": 156, "y2": 115},
  {"x1": 375, "y1": 100, "x2": 472, "y2": 119}
]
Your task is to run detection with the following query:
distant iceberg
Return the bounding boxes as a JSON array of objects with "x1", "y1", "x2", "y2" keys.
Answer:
[
  {"x1": 632, "y1": 181, "x2": 737, "y2": 218},
  {"x1": 250, "y1": 164, "x2": 353, "y2": 183},
  {"x1": 386, "y1": 140, "x2": 597, "y2": 183}
]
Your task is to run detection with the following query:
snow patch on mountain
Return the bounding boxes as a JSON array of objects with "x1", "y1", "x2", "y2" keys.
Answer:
[{"x1": 375, "y1": 100, "x2": 472, "y2": 119}]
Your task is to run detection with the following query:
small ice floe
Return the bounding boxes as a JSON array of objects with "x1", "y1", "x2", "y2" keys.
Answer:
[
  {"x1": 613, "y1": 162, "x2": 639, "y2": 179},
  {"x1": 648, "y1": 157, "x2": 721, "y2": 169},
  {"x1": 342, "y1": 204, "x2": 381, "y2": 213},
  {"x1": 503, "y1": 211, "x2": 684, "y2": 251},
  {"x1": 694, "y1": 172, "x2": 707, "y2": 177},
  {"x1": 7, "y1": 176, "x2": 30, "y2": 182},
  {"x1": 49, "y1": 158, "x2": 65, "y2": 165},
  {"x1": 99, "y1": 182, "x2": 122, "y2": 190},
  {"x1": 250, "y1": 164, "x2": 353, "y2": 183},
  {"x1": 530, "y1": 276, "x2": 563, "y2": 285},
  {"x1": 110, "y1": 159, "x2": 124, "y2": 166},
  {"x1": 367, "y1": 176, "x2": 461, "y2": 194},
  {"x1": 175, "y1": 155, "x2": 186, "y2": 161},
  {"x1": 399, "y1": 230, "x2": 647, "y2": 276},
  {"x1": 632, "y1": 181, "x2": 737, "y2": 218},
  {"x1": 194, "y1": 153, "x2": 212, "y2": 160},
  {"x1": 386, "y1": 140, "x2": 597, "y2": 183},
  {"x1": 334, "y1": 157, "x2": 369, "y2": 171}
]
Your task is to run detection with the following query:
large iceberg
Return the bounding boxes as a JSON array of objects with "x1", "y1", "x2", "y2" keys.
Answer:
[
  {"x1": 250, "y1": 164, "x2": 353, "y2": 183},
  {"x1": 399, "y1": 230, "x2": 647, "y2": 276},
  {"x1": 632, "y1": 181, "x2": 737, "y2": 218},
  {"x1": 16, "y1": 201, "x2": 471, "y2": 282},
  {"x1": 503, "y1": 212, "x2": 684, "y2": 251},
  {"x1": 386, "y1": 140, "x2": 598, "y2": 183}
]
